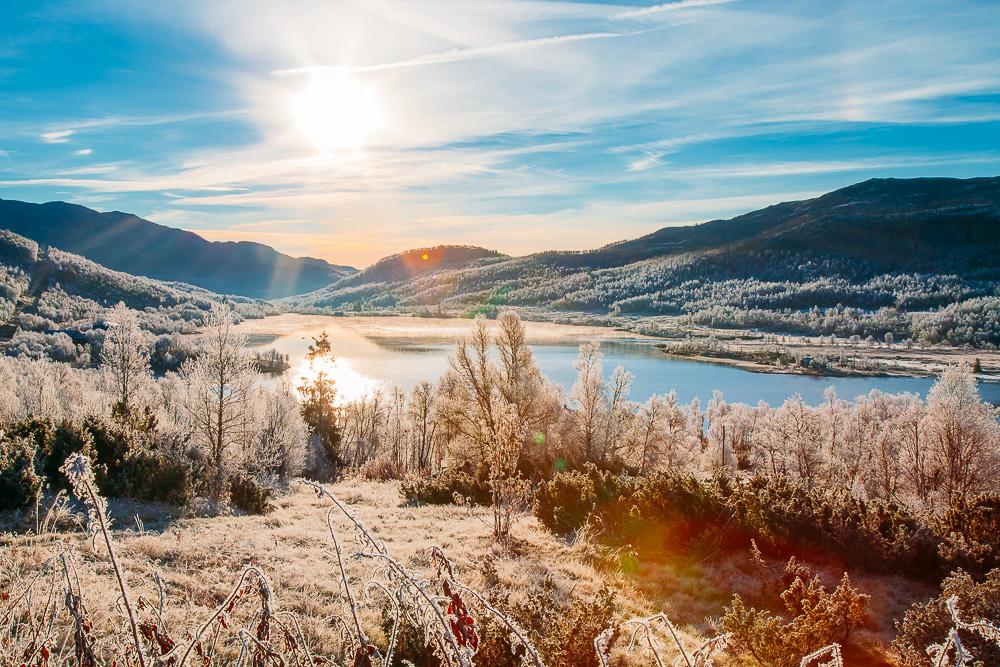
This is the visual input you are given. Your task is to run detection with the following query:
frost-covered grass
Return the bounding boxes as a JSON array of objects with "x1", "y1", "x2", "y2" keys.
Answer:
[
  {"x1": 1, "y1": 478, "x2": 674, "y2": 665},
  {"x1": 6, "y1": 477, "x2": 994, "y2": 666}
]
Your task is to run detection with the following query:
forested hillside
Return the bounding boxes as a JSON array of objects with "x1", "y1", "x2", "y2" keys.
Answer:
[
  {"x1": 0, "y1": 228, "x2": 273, "y2": 364},
  {"x1": 287, "y1": 177, "x2": 1000, "y2": 347},
  {"x1": 0, "y1": 198, "x2": 356, "y2": 298}
]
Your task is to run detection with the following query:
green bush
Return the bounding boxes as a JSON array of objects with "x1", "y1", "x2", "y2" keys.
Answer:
[
  {"x1": 228, "y1": 474, "x2": 275, "y2": 515},
  {"x1": 0, "y1": 434, "x2": 41, "y2": 512},
  {"x1": 474, "y1": 559, "x2": 617, "y2": 667},
  {"x1": 119, "y1": 452, "x2": 194, "y2": 506},
  {"x1": 5, "y1": 418, "x2": 93, "y2": 491},
  {"x1": 399, "y1": 468, "x2": 491, "y2": 506},
  {"x1": 84, "y1": 417, "x2": 195, "y2": 506},
  {"x1": 933, "y1": 494, "x2": 1000, "y2": 573},
  {"x1": 533, "y1": 469, "x2": 986, "y2": 581},
  {"x1": 0, "y1": 416, "x2": 196, "y2": 511},
  {"x1": 892, "y1": 568, "x2": 1000, "y2": 667},
  {"x1": 534, "y1": 468, "x2": 597, "y2": 534}
]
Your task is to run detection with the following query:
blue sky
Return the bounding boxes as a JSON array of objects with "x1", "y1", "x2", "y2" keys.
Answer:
[{"x1": 1, "y1": 0, "x2": 999, "y2": 267}]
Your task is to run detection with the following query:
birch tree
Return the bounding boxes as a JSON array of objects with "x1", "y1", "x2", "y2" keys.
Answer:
[
  {"x1": 923, "y1": 364, "x2": 1000, "y2": 510},
  {"x1": 407, "y1": 381, "x2": 437, "y2": 473},
  {"x1": 247, "y1": 381, "x2": 308, "y2": 482},
  {"x1": 101, "y1": 302, "x2": 152, "y2": 430},
  {"x1": 181, "y1": 304, "x2": 256, "y2": 501}
]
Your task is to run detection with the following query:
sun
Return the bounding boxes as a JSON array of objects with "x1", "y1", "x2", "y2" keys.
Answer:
[{"x1": 289, "y1": 74, "x2": 383, "y2": 152}]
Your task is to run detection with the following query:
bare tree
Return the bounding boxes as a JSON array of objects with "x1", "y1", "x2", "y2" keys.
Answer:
[
  {"x1": 856, "y1": 391, "x2": 904, "y2": 502},
  {"x1": 602, "y1": 365, "x2": 636, "y2": 465},
  {"x1": 631, "y1": 394, "x2": 666, "y2": 475},
  {"x1": 570, "y1": 342, "x2": 604, "y2": 463},
  {"x1": 488, "y1": 399, "x2": 530, "y2": 548},
  {"x1": 439, "y1": 316, "x2": 498, "y2": 467},
  {"x1": 407, "y1": 381, "x2": 438, "y2": 473},
  {"x1": 569, "y1": 343, "x2": 636, "y2": 466},
  {"x1": 706, "y1": 390, "x2": 732, "y2": 471},
  {"x1": 342, "y1": 389, "x2": 385, "y2": 466},
  {"x1": 382, "y1": 386, "x2": 407, "y2": 470},
  {"x1": 180, "y1": 303, "x2": 256, "y2": 502},
  {"x1": 440, "y1": 311, "x2": 557, "y2": 472},
  {"x1": 896, "y1": 394, "x2": 930, "y2": 506},
  {"x1": 766, "y1": 395, "x2": 823, "y2": 487}
]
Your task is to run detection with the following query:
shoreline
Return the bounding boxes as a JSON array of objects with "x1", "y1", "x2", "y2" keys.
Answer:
[
  {"x1": 656, "y1": 349, "x2": 936, "y2": 380},
  {"x1": 654, "y1": 341, "x2": 1000, "y2": 382},
  {"x1": 236, "y1": 312, "x2": 658, "y2": 345},
  {"x1": 244, "y1": 311, "x2": 1000, "y2": 383}
]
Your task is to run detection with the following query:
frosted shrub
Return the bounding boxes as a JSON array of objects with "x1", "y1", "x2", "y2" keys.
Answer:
[
  {"x1": 893, "y1": 569, "x2": 1000, "y2": 666},
  {"x1": 720, "y1": 558, "x2": 869, "y2": 667}
]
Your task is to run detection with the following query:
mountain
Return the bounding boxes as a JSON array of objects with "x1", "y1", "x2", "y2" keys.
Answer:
[
  {"x1": 0, "y1": 199, "x2": 356, "y2": 299},
  {"x1": 285, "y1": 177, "x2": 1000, "y2": 346},
  {"x1": 538, "y1": 176, "x2": 1000, "y2": 273},
  {"x1": 337, "y1": 245, "x2": 505, "y2": 287}
]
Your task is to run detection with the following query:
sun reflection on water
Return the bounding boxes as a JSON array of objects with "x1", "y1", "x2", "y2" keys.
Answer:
[{"x1": 293, "y1": 355, "x2": 382, "y2": 405}]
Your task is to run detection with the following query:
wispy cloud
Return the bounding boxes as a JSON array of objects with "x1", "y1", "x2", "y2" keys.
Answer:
[
  {"x1": 667, "y1": 155, "x2": 1000, "y2": 179},
  {"x1": 40, "y1": 129, "x2": 73, "y2": 143},
  {"x1": 25, "y1": 109, "x2": 250, "y2": 144},
  {"x1": 273, "y1": 31, "x2": 633, "y2": 76},
  {"x1": 73, "y1": 148, "x2": 92, "y2": 156},
  {"x1": 611, "y1": 0, "x2": 739, "y2": 21},
  {"x1": 627, "y1": 151, "x2": 666, "y2": 172}
]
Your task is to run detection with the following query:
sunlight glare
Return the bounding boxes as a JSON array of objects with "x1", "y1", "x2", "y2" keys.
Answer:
[
  {"x1": 294, "y1": 355, "x2": 382, "y2": 405},
  {"x1": 289, "y1": 74, "x2": 383, "y2": 152}
]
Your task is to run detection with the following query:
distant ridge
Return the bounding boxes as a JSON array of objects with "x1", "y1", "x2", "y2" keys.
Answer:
[
  {"x1": 537, "y1": 176, "x2": 1000, "y2": 272},
  {"x1": 286, "y1": 176, "x2": 1000, "y2": 316},
  {"x1": 0, "y1": 199, "x2": 356, "y2": 299}
]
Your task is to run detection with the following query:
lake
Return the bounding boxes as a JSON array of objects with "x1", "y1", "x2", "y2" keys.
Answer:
[{"x1": 241, "y1": 315, "x2": 1000, "y2": 406}]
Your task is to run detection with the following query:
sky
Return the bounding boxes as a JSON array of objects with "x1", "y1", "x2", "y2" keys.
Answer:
[{"x1": 0, "y1": 0, "x2": 999, "y2": 269}]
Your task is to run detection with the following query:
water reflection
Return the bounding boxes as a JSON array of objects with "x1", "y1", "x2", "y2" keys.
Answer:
[
  {"x1": 293, "y1": 355, "x2": 384, "y2": 405},
  {"x1": 245, "y1": 317, "x2": 1000, "y2": 406}
]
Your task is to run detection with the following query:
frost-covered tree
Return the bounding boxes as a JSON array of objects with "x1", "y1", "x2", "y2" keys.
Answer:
[
  {"x1": 439, "y1": 311, "x2": 555, "y2": 472},
  {"x1": 100, "y1": 302, "x2": 152, "y2": 430},
  {"x1": 570, "y1": 342, "x2": 604, "y2": 463},
  {"x1": 568, "y1": 342, "x2": 636, "y2": 466},
  {"x1": 856, "y1": 391, "x2": 905, "y2": 502},
  {"x1": 381, "y1": 386, "x2": 407, "y2": 471},
  {"x1": 896, "y1": 394, "x2": 930, "y2": 506},
  {"x1": 342, "y1": 389, "x2": 385, "y2": 467},
  {"x1": 246, "y1": 381, "x2": 307, "y2": 482},
  {"x1": 406, "y1": 381, "x2": 438, "y2": 473},
  {"x1": 767, "y1": 395, "x2": 823, "y2": 488},
  {"x1": 180, "y1": 303, "x2": 256, "y2": 501},
  {"x1": 923, "y1": 364, "x2": 1000, "y2": 510},
  {"x1": 631, "y1": 394, "x2": 667, "y2": 475}
]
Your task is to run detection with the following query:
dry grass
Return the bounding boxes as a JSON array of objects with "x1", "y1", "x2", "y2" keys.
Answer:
[
  {"x1": 1, "y1": 479, "x2": 695, "y2": 665},
  {"x1": 4, "y1": 478, "x2": 969, "y2": 666}
]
